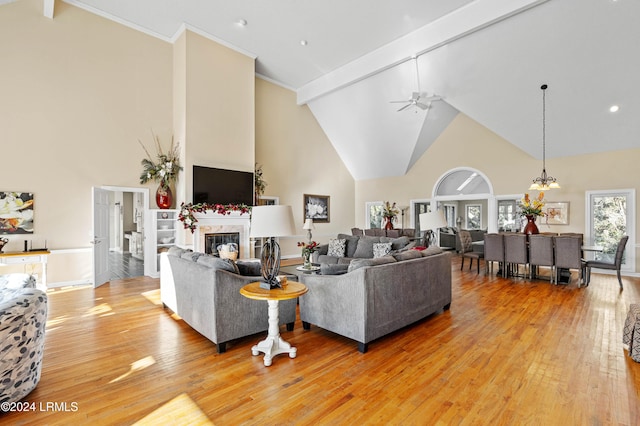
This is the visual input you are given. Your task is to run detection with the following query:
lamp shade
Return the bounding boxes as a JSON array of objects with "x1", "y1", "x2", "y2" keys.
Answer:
[
  {"x1": 302, "y1": 218, "x2": 315, "y2": 230},
  {"x1": 419, "y1": 210, "x2": 447, "y2": 231},
  {"x1": 249, "y1": 205, "x2": 296, "y2": 238}
]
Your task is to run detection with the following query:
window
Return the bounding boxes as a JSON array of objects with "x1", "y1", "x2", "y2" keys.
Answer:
[
  {"x1": 586, "y1": 189, "x2": 635, "y2": 271},
  {"x1": 465, "y1": 205, "x2": 481, "y2": 230},
  {"x1": 497, "y1": 199, "x2": 518, "y2": 232},
  {"x1": 366, "y1": 201, "x2": 383, "y2": 229}
]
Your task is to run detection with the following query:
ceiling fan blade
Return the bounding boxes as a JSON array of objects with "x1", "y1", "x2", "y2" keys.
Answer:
[
  {"x1": 416, "y1": 102, "x2": 429, "y2": 110},
  {"x1": 397, "y1": 104, "x2": 412, "y2": 112},
  {"x1": 422, "y1": 95, "x2": 442, "y2": 102}
]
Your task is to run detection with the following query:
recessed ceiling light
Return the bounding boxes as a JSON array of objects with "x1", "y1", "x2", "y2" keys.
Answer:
[
  {"x1": 609, "y1": 105, "x2": 620, "y2": 113},
  {"x1": 237, "y1": 19, "x2": 247, "y2": 26},
  {"x1": 300, "y1": 40, "x2": 308, "y2": 46}
]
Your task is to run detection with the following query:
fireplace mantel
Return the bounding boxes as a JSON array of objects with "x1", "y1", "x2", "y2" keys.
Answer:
[{"x1": 192, "y1": 211, "x2": 252, "y2": 258}]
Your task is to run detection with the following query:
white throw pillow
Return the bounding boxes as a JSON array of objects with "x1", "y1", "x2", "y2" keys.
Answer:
[
  {"x1": 373, "y1": 242, "x2": 392, "y2": 258},
  {"x1": 328, "y1": 239, "x2": 346, "y2": 257}
]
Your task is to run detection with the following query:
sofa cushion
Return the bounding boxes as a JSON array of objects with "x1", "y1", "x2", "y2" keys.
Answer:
[
  {"x1": 328, "y1": 239, "x2": 346, "y2": 257},
  {"x1": 316, "y1": 254, "x2": 338, "y2": 265},
  {"x1": 373, "y1": 242, "x2": 392, "y2": 258},
  {"x1": 236, "y1": 260, "x2": 262, "y2": 276},
  {"x1": 181, "y1": 250, "x2": 204, "y2": 262},
  {"x1": 196, "y1": 254, "x2": 239, "y2": 273},
  {"x1": 347, "y1": 255, "x2": 397, "y2": 272},
  {"x1": 320, "y1": 263, "x2": 350, "y2": 275},
  {"x1": 392, "y1": 250, "x2": 423, "y2": 261},
  {"x1": 353, "y1": 236, "x2": 381, "y2": 258},
  {"x1": 380, "y1": 236, "x2": 411, "y2": 251},
  {"x1": 421, "y1": 246, "x2": 444, "y2": 257},
  {"x1": 337, "y1": 233, "x2": 360, "y2": 258}
]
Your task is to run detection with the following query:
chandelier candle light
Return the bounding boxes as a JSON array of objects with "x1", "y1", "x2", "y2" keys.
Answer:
[{"x1": 529, "y1": 84, "x2": 560, "y2": 191}]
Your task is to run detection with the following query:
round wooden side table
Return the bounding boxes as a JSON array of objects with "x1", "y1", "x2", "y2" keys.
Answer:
[{"x1": 240, "y1": 281, "x2": 308, "y2": 366}]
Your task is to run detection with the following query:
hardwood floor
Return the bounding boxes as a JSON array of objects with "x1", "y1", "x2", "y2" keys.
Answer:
[{"x1": 5, "y1": 257, "x2": 640, "y2": 425}]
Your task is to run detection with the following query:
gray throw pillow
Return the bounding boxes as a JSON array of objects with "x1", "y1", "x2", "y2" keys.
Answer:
[
  {"x1": 380, "y1": 236, "x2": 411, "y2": 251},
  {"x1": 196, "y1": 255, "x2": 239, "y2": 273},
  {"x1": 373, "y1": 242, "x2": 392, "y2": 258},
  {"x1": 392, "y1": 250, "x2": 423, "y2": 261},
  {"x1": 348, "y1": 255, "x2": 397, "y2": 272},
  {"x1": 236, "y1": 260, "x2": 262, "y2": 276},
  {"x1": 421, "y1": 246, "x2": 444, "y2": 257},
  {"x1": 320, "y1": 263, "x2": 349, "y2": 275},
  {"x1": 328, "y1": 239, "x2": 346, "y2": 257},
  {"x1": 337, "y1": 233, "x2": 360, "y2": 258},
  {"x1": 353, "y1": 236, "x2": 380, "y2": 258},
  {"x1": 181, "y1": 250, "x2": 203, "y2": 262}
]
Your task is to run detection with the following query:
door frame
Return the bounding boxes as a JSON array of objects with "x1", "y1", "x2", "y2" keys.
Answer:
[{"x1": 92, "y1": 186, "x2": 149, "y2": 285}]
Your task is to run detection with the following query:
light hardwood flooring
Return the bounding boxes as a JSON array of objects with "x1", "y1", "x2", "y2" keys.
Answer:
[{"x1": 4, "y1": 257, "x2": 640, "y2": 425}]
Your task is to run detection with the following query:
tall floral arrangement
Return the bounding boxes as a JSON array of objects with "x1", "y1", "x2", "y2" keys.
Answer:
[
  {"x1": 139, "y1": 132, "x2": 183, "y2": 186},
  {"x1": 382, "y1": 201, "x2": 399, "y2": 221},
  {"x1": 519, "y1": 192, "x2": 545, "y2": 217}
]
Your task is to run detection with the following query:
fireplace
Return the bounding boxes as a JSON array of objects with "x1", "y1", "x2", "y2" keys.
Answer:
[
  {"x1": 193, "y1": 211, "x2": 252, "y2": 259},
  {"x1": 205, "y1": 232, "x2": 240, "y2": 257}
]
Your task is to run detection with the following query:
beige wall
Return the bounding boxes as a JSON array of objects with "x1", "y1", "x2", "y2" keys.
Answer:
[
  {"x1": 255, "y1": 79, "x2": 355, "y2": 254},
  {"x1": 0, "y1": 0, "x2": 173, "y2": 283}
]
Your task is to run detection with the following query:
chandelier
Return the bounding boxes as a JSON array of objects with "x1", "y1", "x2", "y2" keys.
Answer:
[{"x1": 529, "y1": 84, "x2": 560, "y2": 190}]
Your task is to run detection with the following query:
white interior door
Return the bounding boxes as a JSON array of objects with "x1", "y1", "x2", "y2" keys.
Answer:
[{"x1": 93, "y1": 187, "x2": 110, "y2": 287}]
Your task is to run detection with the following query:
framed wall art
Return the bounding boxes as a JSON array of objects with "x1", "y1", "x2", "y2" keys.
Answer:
[
  {"x1": 545, "y1": 201, "x2": 569, "y2": 225},
  {"x1": 0, "y1": 191, "x2": 34, "y2": 234},
  {"x1": 304, "y1": 194, "x2": 330, "y2": 223}
]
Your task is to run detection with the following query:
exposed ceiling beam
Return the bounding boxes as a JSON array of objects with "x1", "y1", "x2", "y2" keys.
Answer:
[
  {"x1": 44, "y1": 0, "x2": 55, "y2": 19},
  {"x1": 296, "y1": 0, "x2": 550, "y2": 105}
]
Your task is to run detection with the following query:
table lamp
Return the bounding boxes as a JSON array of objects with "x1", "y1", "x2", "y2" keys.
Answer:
[
  {"x1": 419, "y1": 210, "x2": 447, "y2": 247},
  {"x1": 302, "y1": 218, "x2": 315, "y2": 243},
  {"x1": 249, "y1": 205, "x2": 296, "y2": 289}
]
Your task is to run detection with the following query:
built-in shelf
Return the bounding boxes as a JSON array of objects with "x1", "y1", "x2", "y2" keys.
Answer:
[{"x1": 144, "y1": 209, "x2": 178, "y2": 278}]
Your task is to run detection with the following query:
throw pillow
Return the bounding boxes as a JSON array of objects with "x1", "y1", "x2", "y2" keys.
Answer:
[
  {"x1": 337, "y1": 233, "x2": 360, "y2": 257},
  {"x1": 320, "y1": 263, "x2": 349, "y2": 275},
  {"x1": 236, "y1": 260, "x2": 262, "y2": 276},
  {"x1": 328, "y1": 239, "x2": 346, "y2": 257},
  {"x1": 421, "y1": 246, "x2": 444, "y2": 257},
  {"x1": 380, "y1": 236, "x2": 411, "y2": 251},
  {"x1": 347, "y1": 255, "x2": 397, "y2": 273},
  {"x1": 373, "y1": 242, "x2": 392, "y2": 258},
  {"x1": 353, "y1": 236, "x2": 380, "y2": 258},
  {"x1": 196, "y1": 255, "x2": 239, "y2": 273},
  {"x1": 181, "y1": 250, "x2": 203, "y2": 262}
]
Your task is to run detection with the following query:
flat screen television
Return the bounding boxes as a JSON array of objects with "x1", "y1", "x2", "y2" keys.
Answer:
[{"x1": 193, "y1": 166, "x2": 254, "y2": 205}]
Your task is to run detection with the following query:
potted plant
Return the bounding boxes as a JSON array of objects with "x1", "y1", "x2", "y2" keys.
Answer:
[
  {"x1": 382, "y1": 201, "x2": 400, "y2": 230},
  {"x1": 139, "y1": 131, "x2": 183, "y2": 209}
]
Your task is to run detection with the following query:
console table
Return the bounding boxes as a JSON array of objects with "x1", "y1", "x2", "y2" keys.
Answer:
[
  {"x1": 240, "y1": 281, "x2": 308, "y2": 366},
  {"x1": 0, "y1": 250, "x2": 50, "y2": 286}
]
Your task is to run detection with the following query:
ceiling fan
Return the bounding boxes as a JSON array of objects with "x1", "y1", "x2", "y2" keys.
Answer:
[{"x1": 390, "y1": 56, "x2": 442, "y2": 112}]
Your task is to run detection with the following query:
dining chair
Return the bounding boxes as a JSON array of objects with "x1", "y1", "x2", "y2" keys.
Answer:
[
  {"x1": 528, "y1": 234, "x2": 555, "y2": 283},
  {"x1": 553, "y1": 236, "x2": 584, "y2": 286},
  {"x1": 503, "y1": 234, "x2": 528, "y2": 278},
  {"x1": 484, "y1": 233, "x2": 505, "y2": 277},
  {"x1": 584, "y1": 236, "x2": 629, "y2": 290},
  {"x1": 459, "y1": 230, "x2": 484, "y2": 273}
]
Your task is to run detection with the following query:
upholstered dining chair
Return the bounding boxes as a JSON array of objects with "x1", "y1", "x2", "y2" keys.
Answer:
[
  {"x1": 483, "y1": 233, "x2": 505, "y2": 277},
  {"x1": 553, "y1": 236, "x2": 584, "y2": 286},
  {"x1": 459, "y1": 230, "x2": 484, "y2": 273},
  {"x1": 503, "y1": 234, "x2": 528, "y2": 278},
  {"x1": 584, "y1": 236, "x2": 629, "y2": 290},
  {"x1": 528, "y1": 234, "x2": 555, "y2": 282}
]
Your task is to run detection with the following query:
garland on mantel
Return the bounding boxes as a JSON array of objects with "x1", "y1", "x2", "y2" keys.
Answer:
[{"x1": 178, "y1": 202, "x2": 252, "y2": 233}]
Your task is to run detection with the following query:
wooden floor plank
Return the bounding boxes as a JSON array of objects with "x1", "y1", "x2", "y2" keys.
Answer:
[{"x1": 3, "y1": 258, "x2": 640, "y2": 425}]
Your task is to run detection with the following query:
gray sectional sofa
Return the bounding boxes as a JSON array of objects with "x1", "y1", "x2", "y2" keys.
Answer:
[
  {"x1": 312, "y1": 233, "x2": 417, "y2": 266},
  {"x1": 161, "y1": 247, "x2": 297, "y2": 353},
  {"x1": 300, "y1": 248, "x2": 452, "y2": 353}
]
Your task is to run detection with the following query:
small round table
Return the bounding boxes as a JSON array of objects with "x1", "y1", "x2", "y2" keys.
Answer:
[{"x1": 240, "y1": 281, "x2": 308, "y2": 366}]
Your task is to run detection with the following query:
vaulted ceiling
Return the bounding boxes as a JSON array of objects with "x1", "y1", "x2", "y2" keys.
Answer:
[{"x1": 44, "y1": 0, "x2": 640, "y2": 180}]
